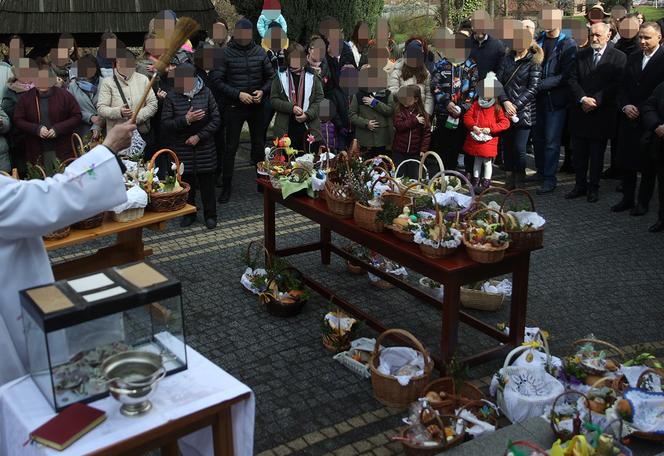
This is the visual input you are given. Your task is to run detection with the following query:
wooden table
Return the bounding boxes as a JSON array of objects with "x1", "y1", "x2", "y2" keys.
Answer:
[
  {"x1": 260, "y1": 180, "x2": 541, "y2": 369},
  {"x1": 89, "y1": 393, "x2": 250, "y2": 456},
  {"x1": 44, "y1": 205, "x2": 196, "y2": 280}
]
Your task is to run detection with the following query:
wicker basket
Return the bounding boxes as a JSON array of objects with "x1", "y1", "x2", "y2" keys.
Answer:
[
  {"x1": 146, "y1": 149, "x2": 190, "y2": 212},
  {"x1": 354, "y1": 171, "x2": 401, "y2": 233},
  {"x1": 321, "y1": 311, "x2": 356, "y2": 353},
  {"x1": 571, "y1": 338, "x2": 625, "y2": 379},
  {"x1": 370, "y1": 329, "x2": 433, "y2": 409},
  {"x1": 428, "y1": 169, "x2": 476, "y2": 222},
  {"x1": 400, "y1": 413, "x2": 465, "y2": 455},
  {"x1": 549, "y1": 390, "x2": 592, "y2": 442},
  {"x1": 73, "y1": 213, "x2": 105, "y2": 230},
  {"x1": 395, "y1": 151, "x2": 445, "y2": 199},
  {"x1": 456, "y1": 400, "x2": 500, "y2": 432},
  {"x1": 463, "y1": 208, "x2": 510, "y2": 264},
  {"x1": 346, "y1": 261, "x2": 364, "y2": 274},
  {"x1": 43, "y1": 225, "x2": 72, "y2": 241},
  {"x1": 421, "y1": 377, "x2": 484, "y2": 415},
  {"x1": 259, "y1": 267, "x2": 307, "y2": 318},
  {"x1": 323, "y1": 152, "x2": 356, "y2": 218},
  {"x1": 501, "y1": 189, "x2": 544, "y2": 250},
  {"x1": 460, "y1": 281, "x2": 505, "y2": 311},
  {"x1": 112, "y1": 207, "x2": 145, "y2": 223},
  {"x1": 417, "y1": 186, "x2": 462, "y2": 259}
]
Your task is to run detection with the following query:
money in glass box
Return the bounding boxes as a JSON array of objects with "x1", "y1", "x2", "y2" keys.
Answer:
[{"x1": 20, "y1": 262, "x2": 187, "y2": 412}]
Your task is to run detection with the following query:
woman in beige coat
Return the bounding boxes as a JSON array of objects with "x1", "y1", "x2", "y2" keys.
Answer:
[
  {"x1": 97, "y1": 49, "x2": 157, "y2": 146},
  {"x1": 387, "y1": 37, "x2": 433, "y2": 115}
]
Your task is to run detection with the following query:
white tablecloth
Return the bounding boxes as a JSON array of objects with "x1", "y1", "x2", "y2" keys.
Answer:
[{"x1": 0, "y1": 346, "x2": 255, "y2": 456}]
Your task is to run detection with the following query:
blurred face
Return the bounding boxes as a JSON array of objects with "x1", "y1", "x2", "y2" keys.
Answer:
[
  {"x1": 77, "y1": 58, "x2": 98, "y2": 80},
  {"x1": 540, "y1": 8, "x2": 563, "y2": 32},
  {"x1": 327, "y1": 27, "x2": 343, "y2": 57},
  {"x1": 375, "y1": 18, "x2": 390, "y2": 49},
  {"x1": 637, "y1": 13, "x2": 645, "y2": 25},
  {"x1": 194, "y1": 46, "x2": 218, "y2": 71},
  {"x1": 36, "y1": 67, "x2": 55, "y2": 91},
  {"x1": 212, "y1": 22, "x2": 228, "y2": 46},
  {"x1": 174, "y1": 75, "x2": 196, "y2": 94},
  {"x1": 289, "y1": 48, "x2": 305, "y2": 72},
  {"x1": 51, "y1": 36, "x2": 74, "y2": 66},
  {"x1": 564, "y1": 18, "x2": 589, "y2": 46},
  {"x1": 100, "y1": 38, "x2": 119, "y2": 59},
  {"x1": 266, "y1": 27, "x2": 288, "y2": 52},
  {"x1": 234, "y1": 27, "x2": 252, "y2": 46},
  {"x1": 9, "y1": 37, "x2": 24, "y2": 66},
  {"x1": 319, "y1": 98, "x2": 336, "y2": 122},
  {"x1": 471, "y1": 10, "x2": 492, "y2": 41},
  {"x1": 590, "y1": 23, "x2": 610, "y2": 50},
  {"x1": 14, "y1": 59, "x2": 38, "y2": 84},
  {"x1": 512, "y1": 26, "x2": 532, "y2": 52},
  {"x1": 154, "y1": 17, "x2": 176, "y2": 39},
  {"x1": 639, "y1": 25, "x2": 661, "y2": 54},
  {"x1": 618, "y1": 16, "x2": 640, "y2": 40},
  {"x1": 522, "y1": 20, "x2": 536, "y2": 37},
  {"x1": 145, "y1": 36, "x2": 167, "y2": 58},
  {"x1": 115, "y1": 57, "x2": 135, "y2": 79},
  {"x1": 355, "y1": 23, "x2": 370, "y2": 49},
  {"x1": 433, "y1": 27, "x2": 468, "y2": 63},
  {"x1": 359, "y1": 66, "x2": 387, "y2": 92},
  {"x1": 397, "y1": 86, "x2": 417, "y2": 107}
]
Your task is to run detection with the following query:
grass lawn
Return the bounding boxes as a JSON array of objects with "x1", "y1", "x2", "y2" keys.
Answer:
[{"x1": 633, "y1": 5, "x2": 664, "y2": 20}]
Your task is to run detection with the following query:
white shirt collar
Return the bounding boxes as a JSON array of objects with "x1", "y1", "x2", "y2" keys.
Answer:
[
  {"x1": 645, "y1": 44, "x2": 660, "y2": 58},
  {"x1": 594, "y1": 44, "x2": 607, "y2": 55}
]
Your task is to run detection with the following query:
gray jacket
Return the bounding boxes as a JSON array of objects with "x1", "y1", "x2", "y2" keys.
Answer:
[
  {"x1": 68, "y1": 79, "x2": 103, "y2": 137},
  {"x1": 0, "y1": 105, "x2": 10, "y2": 172}
]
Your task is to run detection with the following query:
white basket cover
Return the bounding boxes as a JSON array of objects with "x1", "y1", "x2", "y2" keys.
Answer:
[{"x1": 497, "y1": 365, "x2": 564, "y2": 423}]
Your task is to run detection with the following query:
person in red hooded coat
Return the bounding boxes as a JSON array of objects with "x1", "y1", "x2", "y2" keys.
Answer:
[{"x1": 462, "y1": 72, "x2": 510, "y2": 191}]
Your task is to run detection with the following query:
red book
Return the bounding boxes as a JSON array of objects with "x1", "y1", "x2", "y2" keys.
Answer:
[{"x1": 31, "y1": 403, "x2": 106, "y2": 451}]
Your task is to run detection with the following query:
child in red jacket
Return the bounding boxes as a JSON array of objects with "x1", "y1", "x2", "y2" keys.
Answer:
[
  {"x1": 463, "y1": 74, "x2": 510, "y2": 191},
  {"x1": 392, "y1": 85, "x2": 431, "y2": 178}
]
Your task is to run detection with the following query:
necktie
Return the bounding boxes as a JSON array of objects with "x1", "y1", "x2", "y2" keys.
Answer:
[{"x1": 593, "y1": 52, "x2": 600, "y2": 68}]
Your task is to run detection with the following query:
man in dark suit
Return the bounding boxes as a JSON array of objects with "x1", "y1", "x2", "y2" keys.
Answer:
[
  {"x1": 612, "y1": 22, "x2": 664, "y2": 215},
  {"x1": 566, "y1": 22, "x2": 627, "y2": 203},
  {"x1": 640, "y1": 81, "x2": 664, "y2": 232}
]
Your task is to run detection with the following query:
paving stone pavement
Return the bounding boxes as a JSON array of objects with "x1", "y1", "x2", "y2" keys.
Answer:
[{"x1": 49, "y1": 145, "x2": 664, "y2": 455}]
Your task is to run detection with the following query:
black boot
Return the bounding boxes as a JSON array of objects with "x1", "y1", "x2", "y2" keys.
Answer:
[
  {"x1": 514, "y1": 171, "x2": 526, "y2": 189},
  {"x1": 505, "y1": 172, "x2": 515, "y2": 190},
  {"x1": 218, "y1": 178, "x2": 232, "y2": 204},
  {"x1": 649, "y1": 216, "x2": 664, "y2": 232}
]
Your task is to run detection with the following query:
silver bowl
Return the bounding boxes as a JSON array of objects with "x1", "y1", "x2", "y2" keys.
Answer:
[{"x1": 100, "y1": 351, "x2": 166, "y2": 417}]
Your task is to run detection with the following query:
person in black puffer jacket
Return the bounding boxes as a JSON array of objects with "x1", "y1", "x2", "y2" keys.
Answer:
[
  {"x1": 209, "y1": 18, "x2": 274, "y2": 203},
  {"x1": 162, "y1": 64, "x2": 220, "y2": 229},
  {"x1": 497, "y1": 34, "x2": 543, "y2": 190}
]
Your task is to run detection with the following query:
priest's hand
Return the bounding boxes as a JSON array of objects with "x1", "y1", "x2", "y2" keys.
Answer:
[{"x1": 103, "y1": 121, "x2": 136, "y2": 154}]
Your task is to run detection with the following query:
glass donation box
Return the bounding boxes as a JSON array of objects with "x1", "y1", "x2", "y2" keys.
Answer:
[{"x1": 20, "y1": 262, "x2": 187, "y2": 412}]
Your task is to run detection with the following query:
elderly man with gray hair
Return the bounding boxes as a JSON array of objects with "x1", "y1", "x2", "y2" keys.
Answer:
[{"x1": 566, "y1": 21, "x2": 626, "y2": 203}]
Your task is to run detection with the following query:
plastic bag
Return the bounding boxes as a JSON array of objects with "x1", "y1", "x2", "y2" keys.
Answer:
[{"x1": 377, "y1": 347, "x2": 425, "y2": 386}]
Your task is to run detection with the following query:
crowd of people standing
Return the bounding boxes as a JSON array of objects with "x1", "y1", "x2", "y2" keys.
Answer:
[{"x1": 2, "y1": 1, "x2": 664, "y2": 232}]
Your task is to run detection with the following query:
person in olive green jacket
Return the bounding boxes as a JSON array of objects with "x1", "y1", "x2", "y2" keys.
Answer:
[
  {"x1": 270, "y1": 43, "x2": 324, "y2": 153},
  {"x1": 349, "y1": 66, "x2": 395, "y2": 158}
]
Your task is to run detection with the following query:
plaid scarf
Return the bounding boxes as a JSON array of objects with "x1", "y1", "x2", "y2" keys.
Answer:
[{"x1": 288, "y1": 69, "x2": 306, "y2": 109}]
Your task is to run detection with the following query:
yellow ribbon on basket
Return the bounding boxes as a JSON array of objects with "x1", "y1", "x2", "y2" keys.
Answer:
[
  {"x1": 550, "y1": 435, "x2": 594, "y2": 456},
  {"x1": 520, "y1": 341, "x2": 542, "y2": 363}
]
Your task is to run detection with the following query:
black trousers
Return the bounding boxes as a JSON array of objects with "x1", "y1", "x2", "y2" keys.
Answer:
[
  {"x1": 183, "y1": 171, "x2": 217, "y2": 220},
  {"x1": 432, "y1": 123, "x2": 472, "y2": 174},
  {"x1": 657, "y1": 154, "x2": 664, "y2": 217},
  {"x1": 392, "y1": 151, "x2": 419, "y2": 179},
  {"x1": 215, "y1": 114, "x2": 226, "y2": 182},
  {"x1": 637, "y1": 152, "x2": 659, "y2": 208},
  {"x1": 361, "y1": 146, "x2": 386, "y2": 160},
  {"x1": 572, "y1": 136, "x2": 607, "y2": 190},
  {"x1": 224, "y1": 104, "x2": 265, "y2": 180}
]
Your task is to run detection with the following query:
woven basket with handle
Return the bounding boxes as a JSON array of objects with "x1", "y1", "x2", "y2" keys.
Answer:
[
  {"x1": 370, "y1": 329, "x2": 433, "y2": 409},
  {"x1": 146, "y1": 149, "x2": 190, "y2": 212},
  {"x1": 323, "y1": 151, "x2": 356, "y2": 218},
  {"x1": 462, "y1": 208, "x2": 510, "y2": 263},
  {"x1": 501, "y1": 189, "x2": 544, "y2": 250}
]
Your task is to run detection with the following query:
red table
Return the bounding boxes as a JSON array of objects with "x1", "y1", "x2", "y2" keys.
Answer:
[{"x1": 260, "y1": 180, "x2": 541, "y2": 369}]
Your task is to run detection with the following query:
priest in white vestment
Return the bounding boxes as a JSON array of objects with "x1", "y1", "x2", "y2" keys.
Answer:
[{"x1": 0, "y1": 122, "x2": 134, "y2": 386}]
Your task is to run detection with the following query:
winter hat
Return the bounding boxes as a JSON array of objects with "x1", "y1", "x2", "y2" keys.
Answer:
[
  {"x1": 479, "y1": 71, "x2": 503, "y2": 99},
  {"x1": 236, "y1": 18, "x2": 253, "y2": 30},
  {"x1": 405, "y1": 39, "x2": 423, "y2": 57},
  {"x1": 262, "y1": 0, "x2": 281, "y2": 9}
]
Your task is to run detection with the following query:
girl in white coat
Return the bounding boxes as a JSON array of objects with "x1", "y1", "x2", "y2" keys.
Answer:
[{"x1": 0, "y1": 122, "x2": 134, "y2": 386}]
